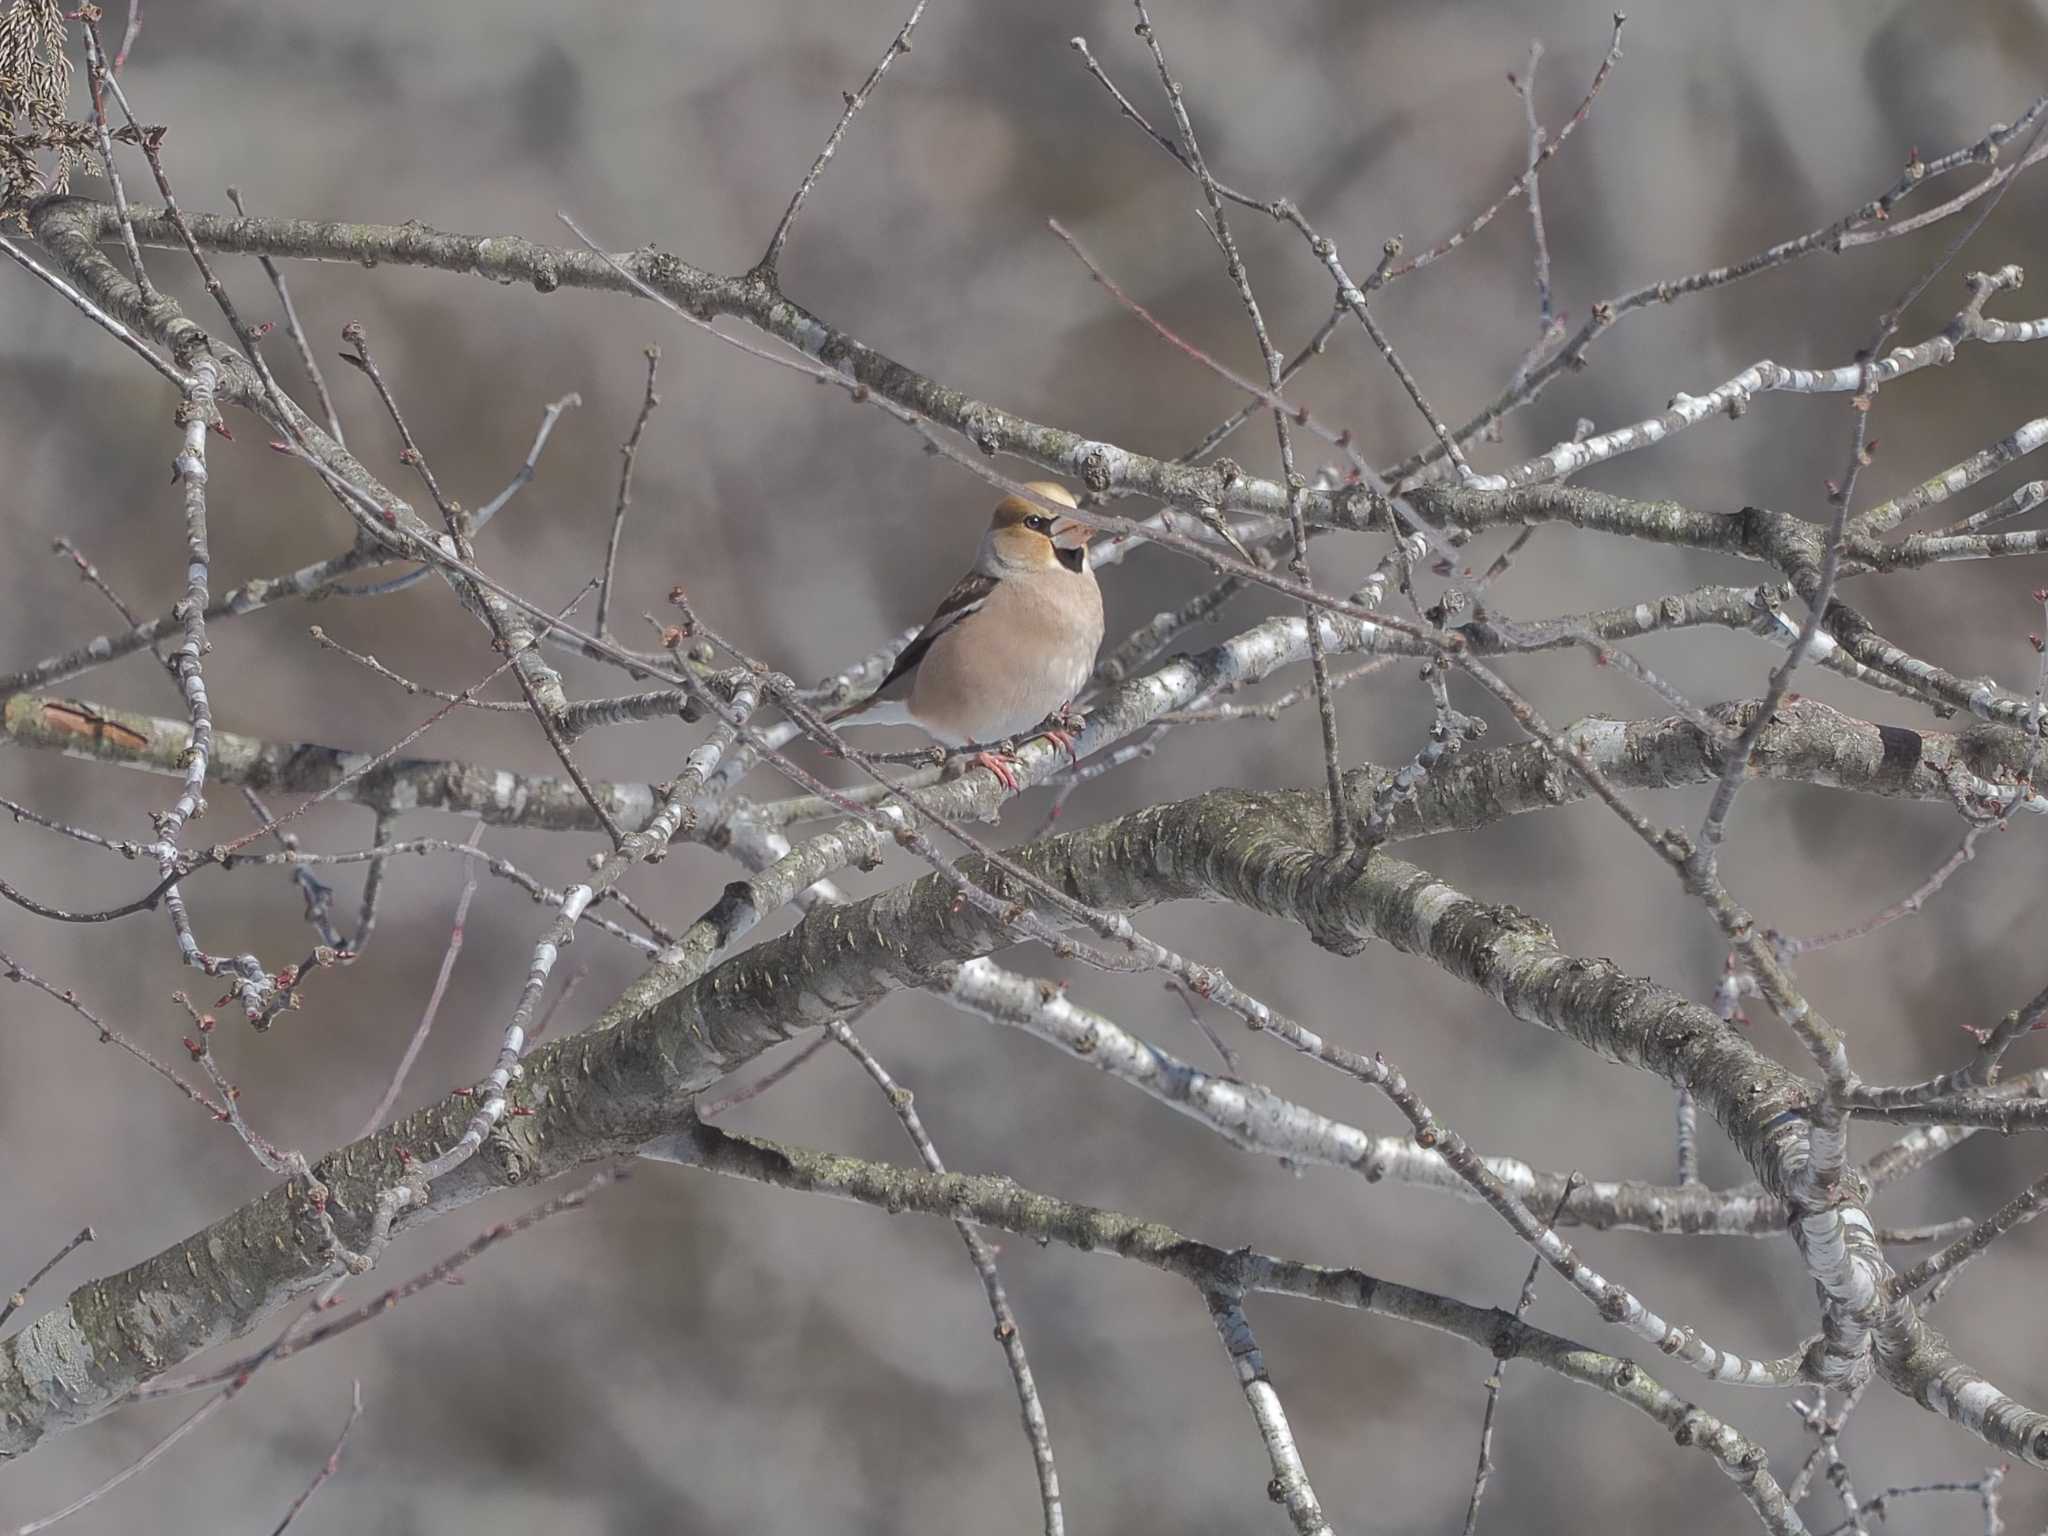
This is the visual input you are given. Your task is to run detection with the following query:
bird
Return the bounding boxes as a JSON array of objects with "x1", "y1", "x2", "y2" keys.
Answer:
[{"x1": 829, "y1": 481, "x2": 1105, "y2": 792}]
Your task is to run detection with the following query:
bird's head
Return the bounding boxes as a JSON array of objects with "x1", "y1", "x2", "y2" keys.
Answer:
[{"x1": 982, "y1": 481, "x2": 1095, "y2": 575}]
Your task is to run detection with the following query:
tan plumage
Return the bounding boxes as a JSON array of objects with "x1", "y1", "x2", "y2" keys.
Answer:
[{"x1": 832, "y1": 482, "x2": 1104, "y2": 786}]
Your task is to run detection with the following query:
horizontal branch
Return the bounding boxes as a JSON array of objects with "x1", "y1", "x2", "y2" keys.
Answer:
[
  {"x1": 14, "y1": 685, "x2": 2030, "y2": 849},
  {"x1": 655, "y1": 1124, "x2": 1803, "y2": 1532},
  {"x1": 1, "y1": 690, "x2": 662, "y2": 831},
  {"x1": 1376, "y1": 698, "x2": 2043, "y2": 841},
  {"x1": 0, "y1": 546, "x2": 375, "y2": 695}
]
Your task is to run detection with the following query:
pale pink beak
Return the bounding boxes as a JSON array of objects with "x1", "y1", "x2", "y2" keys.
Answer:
[{"x1": 1050, "y1": 517, "x2": 1099, "y2": 549}]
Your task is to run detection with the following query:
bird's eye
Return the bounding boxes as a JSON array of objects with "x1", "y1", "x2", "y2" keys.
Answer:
[{"x1": 1025, "y1": 515, "x2": 1052, "y2": 533}]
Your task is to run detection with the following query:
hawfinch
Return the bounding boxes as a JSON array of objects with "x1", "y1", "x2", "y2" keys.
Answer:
[{"x1": 830, "y1": 482, "x2": 1104, "y2": 790}]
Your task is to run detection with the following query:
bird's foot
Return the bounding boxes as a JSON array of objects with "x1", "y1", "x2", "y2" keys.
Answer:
[
  {"x1": 1039, "y1": 727, "x2": 1080, "y2": 766},
  {"x1": 1044, "y1": 703, "x2": 1087, "y2": 765},
  {"x1": 970, "y1": 749, "x2": 1023, "y2": 794}
]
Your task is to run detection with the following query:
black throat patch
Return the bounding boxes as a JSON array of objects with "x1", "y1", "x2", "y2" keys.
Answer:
[{"x1": 1055, "y1": 545, "x2": 1086, "y2": 574}]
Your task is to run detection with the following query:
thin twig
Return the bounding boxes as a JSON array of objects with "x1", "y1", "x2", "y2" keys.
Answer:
[
  {"x1": 111, "y1": 0, "x2": 143, "y2": 74},
  {"x1": 0, "y1": 1227, "x2": 95, "y2": 1332},
  {"x1": 1165, "y1": 980, "x2": 1241, "y2": 1074},
  {"x1": 78, "y1": 20, "x2": 153, "y2": 301},
  {"x1": 527, "y1": 964, "x2": 588, "y2": 1045},
  {"x1": 266, "y1": 1381, "x2": 362, "y2": 1536},
  {"x1": 336, "y1": 320, "x2": 452, "y2": 521},
  {"x1": 135, "y1": 1173, "x2": 620, "y2": 1401},
  {"x1": 829, "y1": 1019, "x2": 1064, "y2": 1535},
  {"x1": 226, "y1": 185, "x2": 344, "y2": 446},
  {"x1": 337, "y1": 392, "x2": 582, "y2": 597},
  {"x1": 1461, "y1": 1173, "x2": 1582, "y2": 1534},
  {"x1": 214, "y1": 582, "x2": 597, "y2": 859},
  {"x1": 0, "y1": 947, "x2": 225, "y2": 1116},
  {"x1": 1510, "y1": 40, "x2": 1556, "y2": 328},
  {"x1": 1130, "y1": 0, "x2": 1349, "y2": 849},
  {"x1": 697, "y1": 1030, "x2": 835, "y2": 1119},
  {"x1": 97, "y1": 48, "x2": 299, "y2": 427},
  {"x1": 171, "y1": 989, "x2": 302, "y2": 1170},
  {"x1": 0, "y1": 234, "x2": 185, "y2": 387},
  {"x1": 1892, "y1": 1160, "x2": 2048, "y2": 1302},
  {"x1": 473, "y1": 392, "x2": 581, "y2": 528},
  {"x1": 1078, "y1": 14, "x2": 1489, "y2": 482},
  {"x1": 308, "y1": 624, "x2": 528, "y2": 709},
  {"x1": 358, "y1": 823, "x2": 485, "y2": 1137},
  {"x1": 508, "y1": 647, "x2": 627, "y2": 847},
  {"x1": 598, "y1": 346, "x2": 661, "y2": 639},
  {"x1": 756, "y1": 0, "x2": 931, "y2": 277},
  {"x1": 13, "y1": 1387, "x2": 233, "y2": 1534}
]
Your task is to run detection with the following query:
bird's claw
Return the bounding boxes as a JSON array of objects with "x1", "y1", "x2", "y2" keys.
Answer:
[
  {"x1": 970, "y1": 750, "x2": 1022, "y2": 794},
  {"x1": 1045, "y1": 703, "x2": 1086, "y2": 765}
]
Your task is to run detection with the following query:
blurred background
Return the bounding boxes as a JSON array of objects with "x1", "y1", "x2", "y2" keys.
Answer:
[{"x1": 4, "y1": 0, "x2": 2048, "y2": 1529}]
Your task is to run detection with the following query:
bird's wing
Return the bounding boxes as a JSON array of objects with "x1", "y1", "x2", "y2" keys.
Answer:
[{"x1": 857, "y1": 570, "x2": 999, "y2": 704}]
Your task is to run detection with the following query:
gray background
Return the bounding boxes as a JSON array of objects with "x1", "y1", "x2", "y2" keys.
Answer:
[{"x1": 3, "y1": 0, "x2": 2047, "y2": 1530}]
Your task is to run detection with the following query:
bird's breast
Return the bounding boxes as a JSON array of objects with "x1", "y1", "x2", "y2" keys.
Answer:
[{"x1": 910, "y1": 571, "x2": 1102, "y2": 744}]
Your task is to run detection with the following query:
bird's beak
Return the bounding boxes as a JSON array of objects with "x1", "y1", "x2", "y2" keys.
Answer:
[{"x1": 1049, "y1": 518, "x2": 1093, "y2": 573}]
